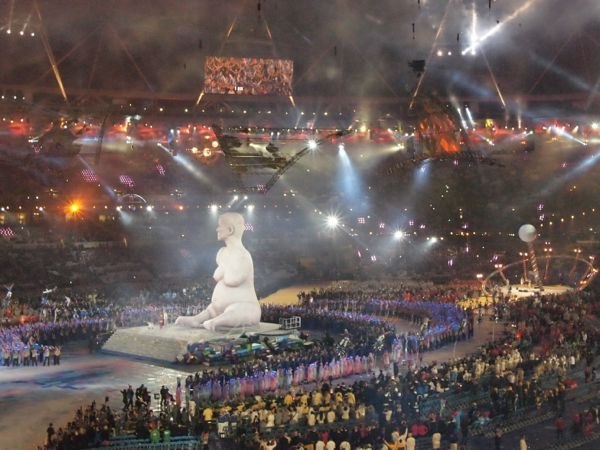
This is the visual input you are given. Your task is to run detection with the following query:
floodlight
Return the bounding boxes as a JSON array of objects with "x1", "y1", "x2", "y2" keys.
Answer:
[
  {"x1": 326, "y1": 215, "x2": 339, "y2": 229},
  {"x1": 393, "y1": 230, "x2": 405, "y2": 240}
]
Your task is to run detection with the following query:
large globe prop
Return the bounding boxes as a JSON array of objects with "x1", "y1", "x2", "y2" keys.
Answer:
[{"x1": 518, "y1": 224, "x2": 537, "y2": 243}]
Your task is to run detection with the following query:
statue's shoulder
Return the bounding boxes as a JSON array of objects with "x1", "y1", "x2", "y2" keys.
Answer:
[{"x1": 220, "y1": 244, "x2": 252, "y2": 261}]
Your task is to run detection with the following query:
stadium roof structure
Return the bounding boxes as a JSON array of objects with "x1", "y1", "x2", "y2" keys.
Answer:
[{"x1": 0, "y1": 0, "x2": 598, "y2": 111}]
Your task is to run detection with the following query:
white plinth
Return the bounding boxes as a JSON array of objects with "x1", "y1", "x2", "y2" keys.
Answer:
[{"x1": 101, "y1": 322, "x2": 281, "y2": 364}]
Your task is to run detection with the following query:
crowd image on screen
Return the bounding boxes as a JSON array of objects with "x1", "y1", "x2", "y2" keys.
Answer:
[{"x1": 204, "y1": 57, "x2": 293, "y2": 96}]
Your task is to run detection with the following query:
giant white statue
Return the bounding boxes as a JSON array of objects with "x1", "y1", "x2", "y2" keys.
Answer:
[{"x1": 174, "y1": 212, "x2": 261, "y2": 331}]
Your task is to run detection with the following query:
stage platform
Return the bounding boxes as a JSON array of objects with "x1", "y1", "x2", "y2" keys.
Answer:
[
  {"x1": 101, "y1": 322, "x2": 281, "y2": 365},
  {"x1": 498, "y1": 284, "x2": 572, "y2": 298}
]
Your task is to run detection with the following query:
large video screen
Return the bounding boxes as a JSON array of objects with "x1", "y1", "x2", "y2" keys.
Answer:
[{"x1": 204, "y1": 56, "x2": 293, "y2": 96}]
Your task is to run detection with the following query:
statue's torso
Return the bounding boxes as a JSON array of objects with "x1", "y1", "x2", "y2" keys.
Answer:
[{"x1": 211, "y1": 245, "x2": 258, "y2": 310}]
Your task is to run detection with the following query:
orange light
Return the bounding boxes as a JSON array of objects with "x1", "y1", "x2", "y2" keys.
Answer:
[{"x1": 69, "y1": 203, "x2": 80, "y2": 214}]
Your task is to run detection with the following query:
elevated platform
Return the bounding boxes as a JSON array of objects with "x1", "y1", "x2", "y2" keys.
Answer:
[
  {"x1": 499, "y1": 284, "x2": 572, "y2": 299},
  {"x1": 101, "y1": 322, "x2": 281, "y2": 364}
]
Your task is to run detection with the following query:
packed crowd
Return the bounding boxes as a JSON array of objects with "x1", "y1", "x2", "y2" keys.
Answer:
[
  {"x1": 169, "y1": 282, "x2": 478, "y2": 412},
  {"x1": 0, "y1": 279, "x2": 217, "y2": 368},
  {"x1": 21, "y1": 277, "x2": 600, "y2": 449},
  {"x1": 292, "y1": 280, "x2": 475, "y2": 356},
  {"x1": 180, "y1": 343, "x2": 374, "y2": 402},
  {"x1": 298, "y1": 280, "x2": 479, "y2": 305},
  {"x1": 1, "y1": 318, "x2": 110, "y2": 368}
]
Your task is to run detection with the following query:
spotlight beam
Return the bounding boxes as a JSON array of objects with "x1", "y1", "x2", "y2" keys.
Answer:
[
  {"x1": 537, "y1": 151, "x2": 600, "y2": 199},
  {"x1": 470, "y1": 4, "x2": 477, "y2": 54},
  {"x1": 586, "y1": 75, "x2": 600, "y2": 110},
  {"x1": 461, "y1": 0, "x2": 537, "y2": 56},
  {"x1": 409, "y1": 0, "x2": 453, "y2": 111},
  {"x1": 348, "y1": 41, "x2": 400, "y2": 98},
  {"x1": 34, "y1": 0, "x2": 68, "y2": 103},
  {"x1": 7, "y1": 0, "x2": 14, "y2": 34},
  {"x1": 481, "y1": 48, "x2": 506, "y2": 108},
  {"x1": 528, "y1": 29, "x2": 577, "y2": 94}
]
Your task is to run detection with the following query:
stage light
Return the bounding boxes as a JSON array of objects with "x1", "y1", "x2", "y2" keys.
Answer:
[
  {"x1": 326, "y1": 215, "x2": 339, "y2": 229},
  {"x1": 211, "y1": 140, "x2": 219, "y2": 148},
  {"x1": 247, "y1": 204, "x2": 255, "y2": 212},
  {"x1": 308, "y1": 140, "x2": 318, "y2": 150},
  {"x1": 393, "y1": 230, "x2": 405, "y2": 240},
  {"x1": 210, "y1": 204, "x2": 218, "y2": 212},
  {"x1": 359, "y1": 124, "x2": 367, "y2": 133},
  {"x1": 592, "y1": 123, "x2": 599, "y2": 130},
  {"x1": 430, "y1": 236, "x2": 439, "y2": 243},
  {"x1": 437, "y1": 50, "x2": 443, "y2": 57},
  {"x1": 338, "y1": 143, "x2": 345, "y2": 152},
  {"x1": 146, "y1": 205, "x2": 153, "y2": 212},
  {"x1": 69, "y1": 203, "x2": 80, "y2": 214}
]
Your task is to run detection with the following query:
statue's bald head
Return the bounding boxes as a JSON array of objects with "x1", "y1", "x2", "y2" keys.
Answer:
[{"x1": 217, "y1": 212, "x2": 245, "y2": 241}]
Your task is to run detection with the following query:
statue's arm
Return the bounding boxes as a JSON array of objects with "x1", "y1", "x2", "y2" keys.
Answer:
[
  {"x1": 222, "y1": 252, "x2": 252, "y2": 287},
  {"x1": 214, "y1": 248, "x2": 225, "y2": 281}
]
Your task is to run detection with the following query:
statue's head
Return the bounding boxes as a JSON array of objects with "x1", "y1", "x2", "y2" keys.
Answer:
[{"x1": 217, "y1": 212, "x2": 245, "y2": 241}]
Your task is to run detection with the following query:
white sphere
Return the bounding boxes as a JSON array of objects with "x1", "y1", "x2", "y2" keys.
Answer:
[{"x1": 518, "y1": 224, "x2": 537, "y2": 243}]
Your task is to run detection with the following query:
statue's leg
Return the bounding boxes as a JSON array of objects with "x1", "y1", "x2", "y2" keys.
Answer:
[
  {"x1": 203, "y1": 303, "x2": 261, "y2": 331},
  {"x1": 175, "y1": 305, "x2": 217, "y2": 328}
]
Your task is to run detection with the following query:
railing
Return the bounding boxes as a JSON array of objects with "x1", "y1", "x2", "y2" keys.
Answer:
[
  {"x1": 87, "y1": 435, "x2": 200, "y2": 450},
  {"x1": 279, "y1": 316, "x2": 301, "y2": 330}
]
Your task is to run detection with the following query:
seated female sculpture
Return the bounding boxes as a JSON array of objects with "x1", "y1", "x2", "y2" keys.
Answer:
[{"x1": 175, "y1": 212, "x2": 261, "y2": 331}]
